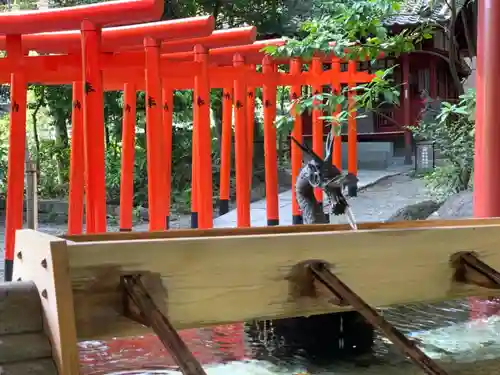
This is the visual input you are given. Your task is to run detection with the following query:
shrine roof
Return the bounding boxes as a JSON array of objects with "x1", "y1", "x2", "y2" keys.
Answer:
[{"x1": 384, "y1": 0, "x2": 468, "y2": 26}]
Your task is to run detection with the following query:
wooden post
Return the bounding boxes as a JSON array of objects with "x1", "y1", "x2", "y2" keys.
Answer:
[
  {"x1": 191, "y1": 64, "x2": 199, "y2": 229},
  {"x1": 144, "y1": 37, "x2": 165, "y2": 231},
  {"x1": 331, "y1": 58, "x2": 342, "y2": 170},
  {"x1": 473, "y1": 0, "x2": 493, "y2": 218},
  {"x1": 246, "y1": 66, "x2": 256, "y2": 190},
  {"x1": 68, "y1": 81, "x2": 84, "y2": 235},
  {"x1": 119, "y1": 83, "x2": 136, "y2": 232},
  {"x1": 290, "y1": 58, "x2": 303, "y2": 225},
  {"x1": 429, "y1": 59, "x2": 437, "y2": 98},
  {"x1": 219, "y1": 86, "x2": 232, "y2": 216},
  {"x1": 122, "y1": 275, "x2": 208, "y2": 375},
  {"x1": 262, "y1": 56, "x2": 279, "y2": 226},
  {"x1": 13, "y1": 230, "x2": 80, "y2": 375},
  {"x1": 402, "y1": 54, "x2": 413, "y2": 165},
  {"x1": 347, "y1": 60, "x2": 358, "y2": 197},
  {"x1": 233, "y1": 53, "x2": 250, "y2": 227},
  {"x1": 25, "y1": 159, "x2": 38, "y2": 230},
  {"x1": 311, "y1": 57, "x2": 323, "y2": 202},
  {"x1": 4, "y1": 34, "x2": 27, "y2": 282},
  {"x1": 162, "y1": 84, "x2": 173, "y2": 229},
  {"x1": 471, "y1": 0, "x2": 498, "y2": 320},
  {"x1": 191, "y1": 120, "x2": 199, "y2": 228},
  {"x1": 194, "y1": 45, "x2": 213, "y2": 229},
  {"x1": 81, "y1": 20, "x2": 107, "y2": 233}
]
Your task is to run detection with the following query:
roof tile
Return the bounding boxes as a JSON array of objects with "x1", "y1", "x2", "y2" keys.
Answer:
[{"x1": 384, "y1": 0, "x2": 467, "y2": 26}]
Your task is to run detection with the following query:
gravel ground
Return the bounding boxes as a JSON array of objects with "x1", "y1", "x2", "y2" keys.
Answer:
[{"x1": 330, "y1": 173, "x2": 433, "y2": 224}]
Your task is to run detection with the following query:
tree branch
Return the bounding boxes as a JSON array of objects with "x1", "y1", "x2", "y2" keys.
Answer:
[
  {"x1": 447, "y1": 0, "x2": 464, "y2": 95},
  {"x1": 460, "y1": 5, "x2": 476, "y2": 56},
  {"x1": 410, "y1": 49, "x2": 452, "y2": 65},
  {"x1": 31, "y1": 86, "x2": 44, "y2": 172}
]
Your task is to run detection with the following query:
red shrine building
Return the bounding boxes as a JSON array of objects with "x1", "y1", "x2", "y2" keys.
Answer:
[{"x1": 301, "y1": 0, "x2": 477, "y2": 168}]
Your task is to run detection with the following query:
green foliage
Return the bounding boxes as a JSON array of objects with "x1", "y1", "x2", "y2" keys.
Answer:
[
  {"x1": 266, "y1": 0, "x2": 432, "y2": 142},
  {"x1": 353, "y1": 67, "x2": 401, "y2": 109},
  {"x1": 36, "y1": 139, "x2": 70, "y2": 197},
  {"x1": 263, "y1": 0, "x2": 433, "y2": 60},
  {"x1": 409, "y1": 89, "x2": 476, "y2": 199},
  {"x1": 162, "y1": 0, "x2": 312, "y2": 36},
  {"x1": 275, "y1": 66, "x2": 401, "y2": 136}
]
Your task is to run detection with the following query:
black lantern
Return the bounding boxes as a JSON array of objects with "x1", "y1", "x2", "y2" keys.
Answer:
[{"x1": 414, "y1": 140, "x2": 435, "y2": 173}]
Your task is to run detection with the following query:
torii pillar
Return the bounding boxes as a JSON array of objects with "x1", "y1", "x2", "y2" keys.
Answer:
[
  {"x1": 474, "y1": 0, "x2": 499, "y2": 218},
  {"x1": 471, "y1": 0, "x2": 500, "y2": 319}
]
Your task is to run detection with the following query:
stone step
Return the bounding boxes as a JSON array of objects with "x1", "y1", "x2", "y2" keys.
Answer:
[
  {"x1": 0, "y1": 281, "x2": 43, "y2": 335},
  {"x1": 0, "y1": 281, "x2": 57, "y2": 374},
  {"x1": 0, "y1": 359, "x2": 58, "y2": 375},
  {"x1": 0, "y1": 333, "x2": 52, "y2": 364}
]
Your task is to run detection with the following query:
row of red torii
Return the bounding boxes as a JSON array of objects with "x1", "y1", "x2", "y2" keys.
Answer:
[{"x1": 0, "y1": 0, "x2": 375, "y2": 281}]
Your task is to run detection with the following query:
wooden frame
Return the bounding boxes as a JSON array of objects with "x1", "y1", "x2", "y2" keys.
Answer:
[
  {"x1": 12, "y1": 217, "x2": 500, "y2": 374},
  {"x1": 12, "y1": 230, "x2": 79, "y2": 375}
]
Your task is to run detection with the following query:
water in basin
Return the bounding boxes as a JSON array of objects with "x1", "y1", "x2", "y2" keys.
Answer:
[{"x1": 79, "y1": 299, "x2": 500, "y2": 375}]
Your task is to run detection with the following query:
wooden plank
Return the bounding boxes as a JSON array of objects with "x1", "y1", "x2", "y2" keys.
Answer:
[
  {"x1": 64, "y1": 217, "x2": 500, "y2": 242},
  {"x1": 57, "y1": 220, "x2": 500, "y2": 340},
  {"x1": 13, "y1": 230, "x2": 80, "y2": 375},
  {"x1": 0, "y1": 281, "x2": 43, "y2": 334}
]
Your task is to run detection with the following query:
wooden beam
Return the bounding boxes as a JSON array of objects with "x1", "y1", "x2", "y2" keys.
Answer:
[
  {"x1": 15, "y1": 218, "x2": 500, "y2": 341},
  {"x1": 64, "y1": 217, "x2": 500, "y2": 242},
  {"x1": 12, "y1": 230, "x2": 79, "y2": 375}
]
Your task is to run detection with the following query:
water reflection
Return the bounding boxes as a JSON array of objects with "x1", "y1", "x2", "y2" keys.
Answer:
[
  {"x1": 79, "y1": 301, "x2": 500, "y2": 375},
  {"x1": 408, "y1": 315, "x2": 500, "y2": 362}
]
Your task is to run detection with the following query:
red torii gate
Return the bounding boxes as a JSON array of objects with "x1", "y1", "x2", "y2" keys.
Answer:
[
  {"x1": 0, "y1": 30, "x2": 266, "y2": 233},
  {"x1": 0, "y1": 0, "x2": 163, "y2": 34},
  {"x1": 1, "y1": 3, "x2": 377, "y2": 284},
  {"x1": 471, "y1": 0, "x2": 500, "y2": 320},
  {"x1": 0, "y1": 15, "x2": 215, "y2": 52},
  {"x1": 1, "y1": 40, "x2": 376, "y2": 272},
  {"x1": 0, "y1": 31, "x2": 272, "y2": 241},
  {"x1": 0, "y1": 0, "x2": 164, "y2": 282}
]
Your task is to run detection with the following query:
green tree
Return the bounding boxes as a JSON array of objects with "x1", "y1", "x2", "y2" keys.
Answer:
[
  {"x1": 264, "y1": 0, "x2": 434, "y2": 132},
  {"x1": 410, "y1": 89, "x2": 475, "y2": 198}
]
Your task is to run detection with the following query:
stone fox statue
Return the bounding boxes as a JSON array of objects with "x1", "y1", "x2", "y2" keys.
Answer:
[{"x1": 247, "y1": 133, "x2": 374, "y2": 365}]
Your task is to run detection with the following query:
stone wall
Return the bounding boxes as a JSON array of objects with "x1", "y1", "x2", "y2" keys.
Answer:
[{"x1": 0, "y1": 199, "x2": 131, "y2": 224}]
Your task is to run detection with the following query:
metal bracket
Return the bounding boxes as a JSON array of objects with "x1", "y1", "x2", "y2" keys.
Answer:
[
  {"x1": 288, "y1": 260, "x2": 449, "y2": 375},
  {"x1": 450, "y1": 251, "x2": 500, "y2": 289},
  {"x1": 121, "y1": 275, "x2": 207, "y2": 375}
]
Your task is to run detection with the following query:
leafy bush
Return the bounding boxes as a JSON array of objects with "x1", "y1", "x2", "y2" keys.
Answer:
[
  {"x1": 36, "y1": 139, "x2": 70, "y2": 198},
  {"x1": 409, "y1": 89, "x2": 475, "y2": 198}
]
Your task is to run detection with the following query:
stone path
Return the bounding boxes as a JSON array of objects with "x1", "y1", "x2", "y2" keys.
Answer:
[
  {"x1": 329, "y1": 172, "x2": 434, "y2": 224},
  {"x1": 213, "y1": 165, "x2": 423, "y2": 227}
]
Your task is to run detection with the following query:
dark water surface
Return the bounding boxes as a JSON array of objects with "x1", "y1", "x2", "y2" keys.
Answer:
[{"x1": 79, "y1": 299, "x2": 500, "y2": 375}]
